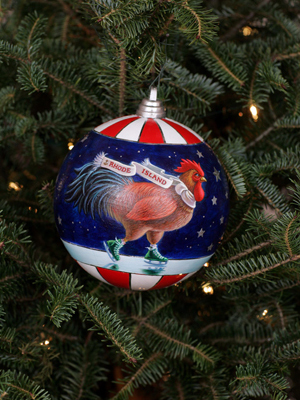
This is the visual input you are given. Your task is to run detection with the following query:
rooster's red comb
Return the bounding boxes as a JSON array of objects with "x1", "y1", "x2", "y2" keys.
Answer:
[{"x1": 174, "y1": 159, "x2": 204, "y2": 176}]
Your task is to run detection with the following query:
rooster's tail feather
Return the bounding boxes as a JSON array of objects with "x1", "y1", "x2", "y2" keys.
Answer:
[{"x1": 65, "y1": 163, "x2": 132, "y2": 219}]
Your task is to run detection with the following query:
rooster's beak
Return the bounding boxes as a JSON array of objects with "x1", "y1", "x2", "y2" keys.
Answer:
[{"x1": 201, "y1": 177, "x2": 207, "y2": 182}]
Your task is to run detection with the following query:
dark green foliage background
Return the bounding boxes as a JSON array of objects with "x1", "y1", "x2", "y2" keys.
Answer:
[{"x1": 1, "y1": 1, "x2": 300, "y2": 399}]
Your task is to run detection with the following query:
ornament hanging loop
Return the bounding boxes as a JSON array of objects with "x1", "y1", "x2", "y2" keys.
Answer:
[
  {"x1": 136, "y1": 86, "x2": 166, "y2": 119},
  {"x1": 149, "y1": 87, "x2": 157, "y2": 101}
]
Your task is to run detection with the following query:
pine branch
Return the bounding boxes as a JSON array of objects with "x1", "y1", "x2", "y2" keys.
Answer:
[
  {"x1": 80, "y1": 294, "x2": 143, "y2": 364},
  {"x1": 0, "y1": 42, "x2": 111, "y2": 113},
  {"x1": 214, "y1": 144, "x2": 247, "y2": 197},
  {"x1": 0, "y1": 274, "x2": 24, "y2": 285},
  {"x1": 57, "y1": 0, "x2": 97, "y2": 39},
  {"x1": 285, "y1": 216, "x2": 296, "y2": 257},
  {"x1": 33, "y1": 263, "x2": 142, "y2": 363},
  {"x1": 169, "y1": 81, "x2": 209, "y2": 106},
  {"x1": 275, "y1": 116, "x2": 300, "y2": 129},
  {"x1": 246, "y1": 126, "x2": 274, "y2": 149},
  {"x1": 257, "y1": 59, "x2": 288, "y2": 93},
  {"x1": 195, "y1": 41, "x2": 246, "y2": 89},
  {"x1": 60, "y1": 342, "x2": 107, "y2": 400},
  {"x1": 15, "y1": 12, "x2": 47, "y2": 60},
  {"x1": 37, "y1": 181, "x2": 55, "y2": 222},
  {"x1": 0, "y1": 370, "x2": 51, "y2": 400},
  {"x1": 199, "y1": 367, "x2": 232, "y2": 399},
  {"x1": 256, "y1": 279, "x2": 300, "y2": 298},
  {"x1": 263, "y1": 8, "x2": 299, "y2": 38},
  {"x1": 132, "y1": 298, "x2": 172, "y2": 337},
  {"x1": 232, "y1": 357, "x2": 289, "y2": 399},
  {"x1": 16, "y1": 325, "x2": 79, "y2": 342},
  {"x1": 162, "y1": 60, "x2": 224, "y2": 113},
  {"x1": 172, "y1": 1, "x2": 202, "y2": 40},
  {"x1": 220, "y1": 0, "x2": 271, "y2": 41},
  {"x1": 107, "y1": 32, "x2": 126, "y2": 116},
  {"x1": 43, "y1": 69, "x2": 111, "y2": 113},
  {"x1": 141, "y1": 321, "x2": 218, "y2": 370},
  {"x1": 112, "y1": 352, "x2": 165, "y2": 400},
  {"x1": 0, "y1": 217, "x2": 32, "y2": 268},
  {"x1": 275, "y1": 50, "x2": 300, "y2": 61},
  {"x1": 208, "y1": 254, "x2": 300, "y2": 285},
  {"x1": 222, "y1": 197, "x2": 254, "y2": 244},
  {"x1": 208, "y1": 46, "x2": 244, "y2": 87},
  {"x1": 119, "y1": 47, "x2": 126, "y2": 116},
  {"x1": 256, "y1": 177, "x2": 290, "y2": 215},
  {"x1": 48, "y1": 288, "x2": 79, "y2": 327},
  {"x1": 0, "y1": 86, "x2": 15, "y2": 114},
  {"x1": 249, "y1": 62, "x2": 260, "y2": 107},
  {"x1": 274, "y1": 302, "x2": 286, "y2": 329},
  {"x1": 212, "y1": 240, "x2": 272, "y2": 267}
]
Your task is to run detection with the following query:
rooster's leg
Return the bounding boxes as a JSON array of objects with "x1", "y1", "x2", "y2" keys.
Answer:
[
  {"x1": 123, "y1": 224, "x2": 149, "y2": 242},
  {"x1": 146, "y1": 231, "x2": 164, "y2": 245}
]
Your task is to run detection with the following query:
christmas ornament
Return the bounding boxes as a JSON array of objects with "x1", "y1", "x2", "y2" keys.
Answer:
[{"x1": 54, "y1": 88, "x2": 229, "y2": 290}]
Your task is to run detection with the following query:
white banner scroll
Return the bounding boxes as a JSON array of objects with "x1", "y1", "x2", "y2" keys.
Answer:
[
  {"x1": 99, "y1": 154, "x2": 175, "y2": 188},
  {"x1": 100, "y1": 156, "x2": 136, "y2": 176},
  {"x1": 132, "y1": 162, "x2": 173, "y2": 188}
]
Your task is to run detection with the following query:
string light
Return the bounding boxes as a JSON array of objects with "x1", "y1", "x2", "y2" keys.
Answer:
[
  {"x1": 250, "y1": 105, "x2": 258, "y2": 121},
  {"x1": 40, "y1": 339, "x2": 51, "y2": 346},
  {"x1": 68, "y1": 139, "x2": 75, "y2": 150},
  {"x1": 8, "y1": 182, "x2": 22, "y2": 191},
  {"x1": 204, "y1": 262, "x2": 210, "y2": 267},
  {"x1": 203, "y1": 284, "x2": 214, "y2": 294},
  {"x1": 238, "y1": 112, "x2": 243, "y2": 117},
  {"x1": 257, "y1": 308, "x2": 270, "y2": 321},
  {"x1": 27, "y1": 207, "x2": 38, "y2": 213},
  {"x1": 242, "y1": 26, "x2": 252, "y2": 36}
]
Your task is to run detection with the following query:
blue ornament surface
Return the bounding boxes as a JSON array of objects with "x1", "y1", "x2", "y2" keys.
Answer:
[{"x1": 54, "y1": 119, "x2": 229, "y2": 286}]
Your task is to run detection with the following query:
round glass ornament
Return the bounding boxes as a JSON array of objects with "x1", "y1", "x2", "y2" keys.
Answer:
[{"x1": 54, "y1": 89, "x2": 229, "y2": 290}]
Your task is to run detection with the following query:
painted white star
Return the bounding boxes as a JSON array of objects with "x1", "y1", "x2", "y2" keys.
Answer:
[
  {"x1": 197, "y1": 150, "x2": 204, "y2": 158},
  {"x1": 207, "y1": 243, "x2": 214, "y2": 251},
  {"x1": 212, "y1": 196, "x2": 217, "y2": 205},
  {"x1": 225, "y1": 192, "x2": 229, "y2": 199},
  {"x1": 197, "y1": 228, "x2": 205, "y2": 238},
  {"x1": 81, "y1": 135, "x2": 88, "y2": 142},
  {"x1": 213, "y1": 167, "x2": 221, "y2": 182},
  {"x1": 58, "y1": 216, "x2": 62, "y2": 225},
  {"x1": 220, "y1": 216, "x2": 224, "y2": 224}
]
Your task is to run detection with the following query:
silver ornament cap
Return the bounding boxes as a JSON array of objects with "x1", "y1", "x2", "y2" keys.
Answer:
[{"x1": 136, "y1": 87, "x2": 166, "y2": 119}]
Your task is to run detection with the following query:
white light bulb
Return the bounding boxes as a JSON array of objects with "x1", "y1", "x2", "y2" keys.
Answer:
[
  {"x1": 203, "y1": 286, "x2": 214, "y2": 294},
  {"x1": 250, "y1": 105, "x2": 258, "y2": 121}
]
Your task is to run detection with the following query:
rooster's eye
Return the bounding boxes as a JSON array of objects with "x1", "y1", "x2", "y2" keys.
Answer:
[{"x1": 192, "y1": 172, "x2": 201, "y2": 182}]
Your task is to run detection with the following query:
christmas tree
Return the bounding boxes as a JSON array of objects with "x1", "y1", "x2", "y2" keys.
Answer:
[{"x1": 1, "y1": 0, "x2": 300, "y2": 399}]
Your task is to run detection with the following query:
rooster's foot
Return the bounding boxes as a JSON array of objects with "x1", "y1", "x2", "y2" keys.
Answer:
[
  {"x1": 144, "y1": 246, "x2": 168, "y2": 265},
  {"x1": 104, "y1": 239, "x2": 124, "y2": 262}
]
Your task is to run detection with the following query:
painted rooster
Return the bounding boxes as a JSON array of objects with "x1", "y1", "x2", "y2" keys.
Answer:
[{"x1": 65, "y1": 155, "x2": 206, "y2": 264}]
